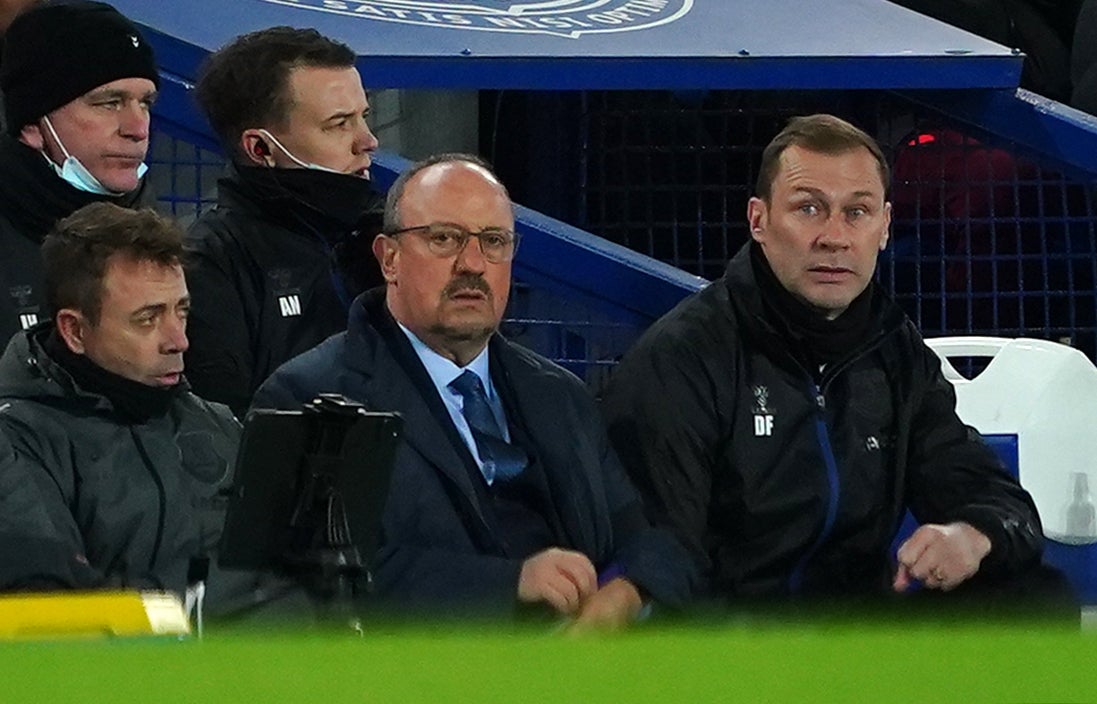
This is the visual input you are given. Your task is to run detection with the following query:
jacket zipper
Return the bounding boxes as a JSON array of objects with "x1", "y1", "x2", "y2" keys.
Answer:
[
  {"x1": 787, "y1": 383, "x2": 841, "y2": 594},
  {"x1": 287, "y1": 207, "x2": 352, "y2": 313},
  {"x1": 131, "y1": 428, "x2": 167, "y2": 578}
]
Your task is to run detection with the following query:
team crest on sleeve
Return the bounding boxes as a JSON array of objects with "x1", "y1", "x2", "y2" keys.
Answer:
[{"x1": 256, "y1": 0, "x2": 693, "y2": 38}]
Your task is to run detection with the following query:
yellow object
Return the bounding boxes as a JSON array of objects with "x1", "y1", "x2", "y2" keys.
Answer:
[{"x1": 0, "y1": 591, "x2": 190, "y2": 640}]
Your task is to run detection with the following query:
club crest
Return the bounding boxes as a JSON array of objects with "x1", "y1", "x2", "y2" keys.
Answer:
[
  {"x1": 256, "y1": 0, "x2": 693, "y2": 39},
  {"x1": 751, "y1": 385, "x2": 770, "y2": 415}
]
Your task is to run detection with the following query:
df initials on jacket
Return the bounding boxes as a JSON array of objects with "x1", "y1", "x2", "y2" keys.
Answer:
[{"x1": 603, "y1": 244, "x2": 1044, "y2": 603}]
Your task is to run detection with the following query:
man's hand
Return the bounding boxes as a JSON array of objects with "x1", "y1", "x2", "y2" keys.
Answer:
[
  {"x1": 568, "y1": 577, "x2": 643, "y2": 634},
  {"x1": 893, "y1": 521, "x2": 992, "y2": 592},
  {"x1": 517, "y1": 547, "x2": 597, "y2": 615}
]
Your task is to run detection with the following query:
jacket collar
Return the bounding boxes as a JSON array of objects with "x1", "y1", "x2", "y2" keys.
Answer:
[
  {"x1": 0, "y1": 323, "x2": 100, "y2": 408},
  {"x1": 722, "y1": 242, "x2": 907, "y2": 373},
  {"x1": 0, "y1": 322, "x2": 189, "y2": 418},
  {"x1": 344, "y1": 289, "x2": 493, "y2": 535},
  {"x1": 340, "y1": 288, "x2": 606, "y2": 556},
  {"x1": 216, "y1": 163, "x2": 382, "y2": 250}
]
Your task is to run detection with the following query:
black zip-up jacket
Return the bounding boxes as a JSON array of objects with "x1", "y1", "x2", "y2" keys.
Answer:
[
  {"x1": 184, "y1": 166, "x2": 382, "y2": 418},
  {"x1": 602, "y1": 245, "x2": 1043, "y2": 601},
  {"x1": 0, "y1": 136, "x2": 150, "y2": 350},
  {"x1": 0, "y1": 325, "x2": 281, "y2": 614}
]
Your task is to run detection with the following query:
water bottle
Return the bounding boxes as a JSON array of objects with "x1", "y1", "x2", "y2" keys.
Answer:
[{"x1": 1063, "y1": 472, "x2": 1097, "y2": 544}]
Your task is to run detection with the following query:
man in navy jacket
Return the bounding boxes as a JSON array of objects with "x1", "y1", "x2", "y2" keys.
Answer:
[{"x1": 254, "y1": 154, "x2": 696, "y2": 627}]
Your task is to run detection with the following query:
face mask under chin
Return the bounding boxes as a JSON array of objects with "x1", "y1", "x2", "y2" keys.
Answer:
[
  {"x1": 40, "y1": 116, "x2": 145, "y2": 196},
  {"x1": 258, "y1": 128, "x2": 368, "y2": 179},
  {"x1": 43, "y1": 153, "x2": 147, "y2": 196}
]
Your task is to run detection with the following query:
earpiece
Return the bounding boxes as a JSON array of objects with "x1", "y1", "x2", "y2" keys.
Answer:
[{"x1": 253, "y1": 139, "x2": 270, "y2": 157}]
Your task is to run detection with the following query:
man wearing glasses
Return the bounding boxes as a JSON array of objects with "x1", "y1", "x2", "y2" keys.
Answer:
[{"x1": 254, "y1": 153, "x2": 696, "y2": 627}]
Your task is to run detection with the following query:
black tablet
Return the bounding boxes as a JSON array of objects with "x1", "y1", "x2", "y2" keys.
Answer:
[{"x1": 219, "y1": 396, "x2": 403, "y2": 575}]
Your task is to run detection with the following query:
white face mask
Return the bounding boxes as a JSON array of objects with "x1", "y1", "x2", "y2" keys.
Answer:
[
  {"x1": 41, "y1": 116, "x2": 146, "y2": 196},
  {"x1": 257, "y1": 128, "x2": 365, "y2": 178}
]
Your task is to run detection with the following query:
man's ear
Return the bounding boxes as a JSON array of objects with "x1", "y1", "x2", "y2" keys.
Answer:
[
  {"x1": 240, "y1": 129, "x2": 273, "y2": 167},
  {"x1": 55, "y1": 309, "x2": 88, "y2": 354},
  {"x1": 19, "y1": 122, "x2": 44, "y2": 151},
  {"x1": 746, "y1": 197, "x2": 768, "y2": 243},
  {"x1": 879, "y1": 201, "x2": 893, "y2": 251},
  {"x1": 372, "y1": 234, "x2": 398, "y2": 283}
]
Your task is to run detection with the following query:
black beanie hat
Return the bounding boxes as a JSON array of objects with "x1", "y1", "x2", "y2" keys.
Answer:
[{"x1": 1, "y1": 1, "x2": 160, "y2": 136}]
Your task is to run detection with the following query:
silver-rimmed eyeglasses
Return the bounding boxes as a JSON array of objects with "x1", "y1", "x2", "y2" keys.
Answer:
[{"x1": 387, "y1": 222, "x2": 520, "y2": 264}]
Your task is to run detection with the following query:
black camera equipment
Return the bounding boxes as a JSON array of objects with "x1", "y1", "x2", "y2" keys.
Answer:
[{"x1": 219, "y1": 394, "x2": 403, "y2": 608}]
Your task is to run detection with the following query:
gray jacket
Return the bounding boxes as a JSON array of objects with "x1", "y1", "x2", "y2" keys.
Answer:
[{"x1": 0, "y1": 325, "x2": 277, "y2": 615}]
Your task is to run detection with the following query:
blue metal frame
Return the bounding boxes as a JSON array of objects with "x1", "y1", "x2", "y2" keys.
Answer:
[
  {"x1": 318, "y1": 56, "x2": 1023, "y2": 91},
  {"x1": 152, "y1": 70, "x2": 220, "y2": 153},
  {"x1": 897, "y1": 88, "x2": 1097, "y2": 182}
]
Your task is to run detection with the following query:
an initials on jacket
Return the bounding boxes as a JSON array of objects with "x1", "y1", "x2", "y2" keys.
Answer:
[
  {"x1": 278, "y1": 294, "x2": 302, "y2": 317},
  {"x1": 751, "y1": 384, "x2": 775, "y2": 437},
  {"x1": 269, "y1": 268, "x2": 303, "y2": 318}
]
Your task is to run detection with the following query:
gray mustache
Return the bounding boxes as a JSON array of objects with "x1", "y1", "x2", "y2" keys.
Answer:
[{"x1": 443, "y1": 273, "x2": 492, "y2": 299}]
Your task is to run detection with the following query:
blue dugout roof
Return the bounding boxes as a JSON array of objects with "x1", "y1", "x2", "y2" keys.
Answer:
[
  {"x1": 126, "y1": 0, "x2": 1097, "y2": 319},
  {"x1": 112, "y1": 0, "x2": 1020, "y2": 90}
]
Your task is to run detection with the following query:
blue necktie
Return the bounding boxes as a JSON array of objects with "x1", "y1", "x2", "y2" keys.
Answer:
[{"x1": 448, "y1": 370, "x2": 527, "y2": 484}]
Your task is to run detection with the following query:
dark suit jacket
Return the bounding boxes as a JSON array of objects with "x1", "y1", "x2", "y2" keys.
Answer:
[{"x1": 253, "y1": 289, "x2": 697, "y2": 614}]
